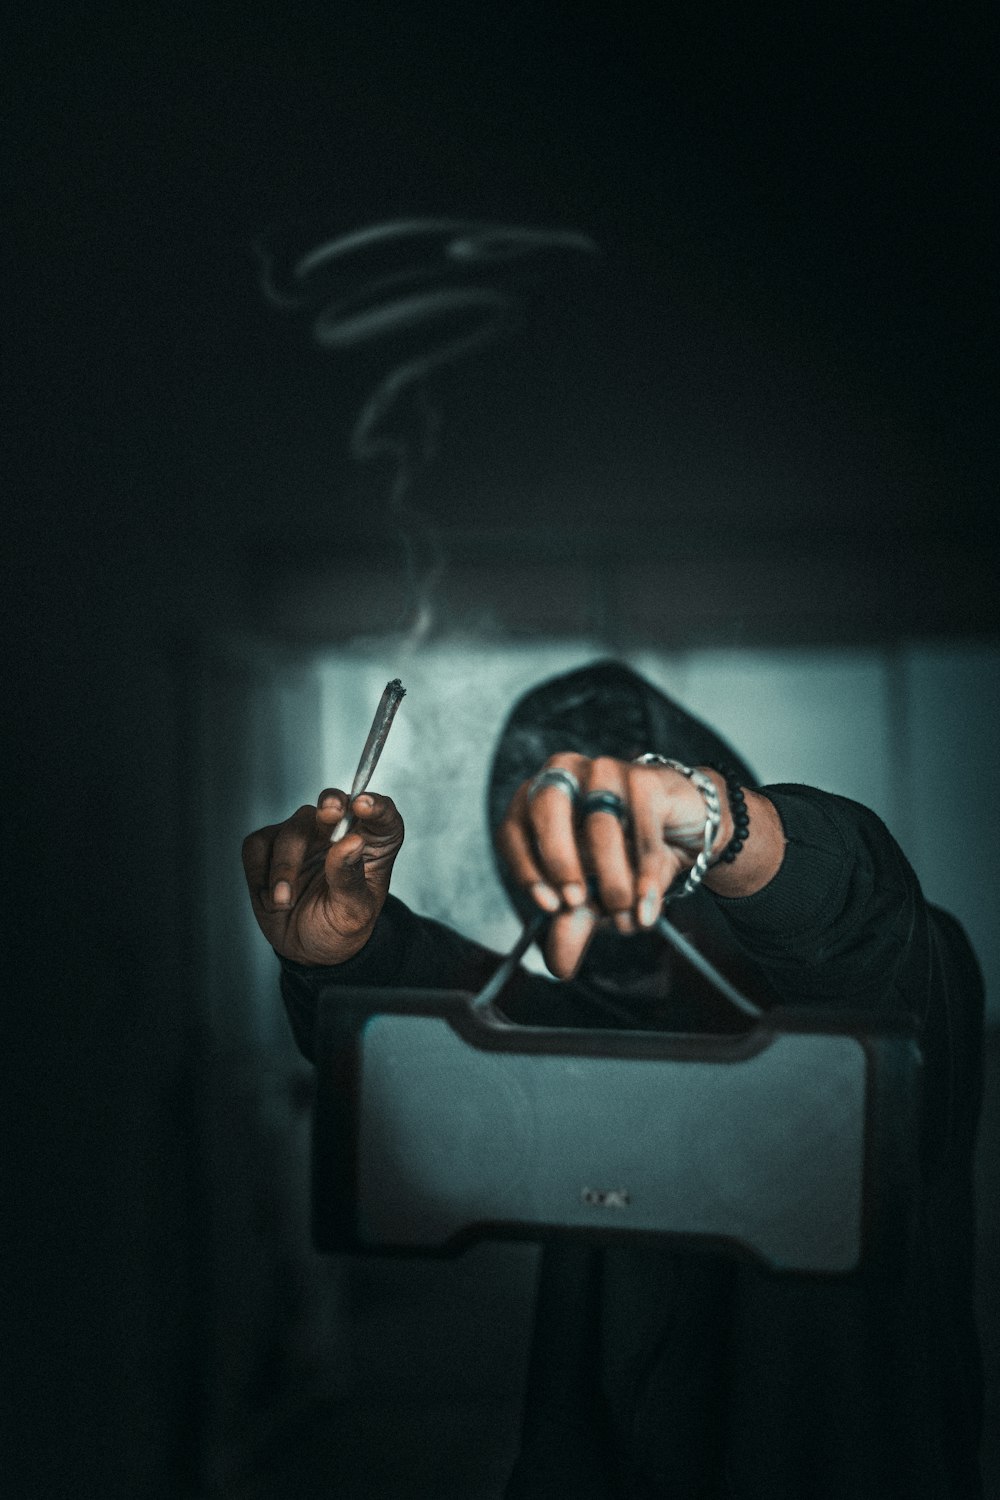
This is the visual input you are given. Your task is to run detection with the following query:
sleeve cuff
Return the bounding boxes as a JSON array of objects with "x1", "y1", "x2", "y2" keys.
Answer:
[
  {"x1": 276, "y1": 895, "x2": 411, "y2": 989},
  {"x1": 711, "y1": 784, "x2": 853, "y2": 939}
]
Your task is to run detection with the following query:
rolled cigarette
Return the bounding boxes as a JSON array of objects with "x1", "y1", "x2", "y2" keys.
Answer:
[{"x1": 329, "y1": 678, "x2": 407, "y2": 842}]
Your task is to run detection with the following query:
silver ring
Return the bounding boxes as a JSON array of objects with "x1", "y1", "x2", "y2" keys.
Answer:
[
  {"x1": 579, "y1": 790, "x2": 629, "y2": 827},
  {"x1": 527, "y1": 767, "x2": 581, "y2": 804}
]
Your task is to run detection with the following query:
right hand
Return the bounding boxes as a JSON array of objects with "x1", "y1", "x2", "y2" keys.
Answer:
[{"x1": 241, "y1": 789, "x2": 404, "y2": 965}]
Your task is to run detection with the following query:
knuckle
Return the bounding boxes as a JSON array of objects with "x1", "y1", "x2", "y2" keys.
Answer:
[
  {"x1": 539, "y1": 831, "x2": 582, "y2": 876},
  {"x1": 362, "y1": 793, "x2": 395, "y2": 822},
  {"x1": 637, "y1": 847, "x2": 668, "y2": 880},
  {"x1": 544, "y1": 750, "x2": 581, "y2": 770},
  {"x1": 626, "y1": 763, "x2": 653, "y2": 794},
  {"x1": 525, "y1": 797, "x2": 546, "y2": 832},
  {"x1": 636, "y1": 828, "x2": 667, "y2": 860}
]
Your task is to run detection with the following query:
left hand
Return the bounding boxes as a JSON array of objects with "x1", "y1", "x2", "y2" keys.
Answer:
[
  {"x1": 241, "y1": 788, "x2": 405, "y2": 966},
  {"x1": 495, "y1": 753, "x2": 731, "y2": 979}
]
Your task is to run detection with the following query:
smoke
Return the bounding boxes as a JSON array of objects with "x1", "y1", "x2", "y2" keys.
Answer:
[{"x1": 256, "y1": 218, "x2": 600, "y2": 644}]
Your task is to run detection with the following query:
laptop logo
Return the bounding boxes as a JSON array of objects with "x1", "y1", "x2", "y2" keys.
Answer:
[{"x1": 581, "y1": 1187, "x2": 631, "y2": 1209}]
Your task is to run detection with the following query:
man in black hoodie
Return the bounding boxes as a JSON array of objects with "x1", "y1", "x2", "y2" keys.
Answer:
[{"x1": 243, "y1": 660, "x2": 984, "y2": 1499}]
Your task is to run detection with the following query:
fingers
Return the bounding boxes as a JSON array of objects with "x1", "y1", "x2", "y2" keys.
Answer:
[
  {"x1": 580, "y1": 758, "x2": 634, "y2": 932},
  {"x1": 518, "y1": 753, "x2": 590, "y2": 908},
  {"x1": 499, "y1": 754, "x2": 638, "y2": 927},
  {"x1": 628, "y1": 764, "x2": 684, "y2": 928},
  {"x1": 316, "y1": 788, "x2": 347, "y2": 834},
  {"x1": 347, "y1": 791, "x2": 405, "y2": 849},
  {"x1": 496, "y1": 754, "x2": 695, "y2": 938},
  {"x1": 241, "y1": 822, "x2": 281, "y2": 914},
  {"x1": 242, "y1": 809, "x2": 320, "y2": 912},
  {"x1": 494, "y1": 785, "x2": 563, "y2": 913},
  {"x1": 267, "y1": 804, "x2": 327, "y2": 907},
  {"x1": 241, "y1": 788, "x2": 403, "y2": 967},
  {"x1": 323, "y1": 789, "x2": 403, "y2": 905},
  {"x1": 243, "y1": 788, "x2": 403, "y2": 903},
  {"x1": 544, "y1": 905, "x2": 599, "y2": 980},
  {"x1": 242, "y1": 804, "x2": 330, "y2": 950},
  {"x1": 320, "y1": 829, "x2": 373, "y2": 935}
]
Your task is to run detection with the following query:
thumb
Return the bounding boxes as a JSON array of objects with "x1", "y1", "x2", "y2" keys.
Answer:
[
  {"x1": 323, "y1": 830, "x2": 373, "y2": 897},
  {"x1": 349, "y1": 792, "x2": 404, "y2": 851},
  {"x1": 324, "y1": 820, "x2": 401, "y2": 903},
  {"x1": 316, "y1": 831, "x2": 383, "y2": 941},
  {"x1": 322, "y1": 792, "x2": 403, "y2": 920}
]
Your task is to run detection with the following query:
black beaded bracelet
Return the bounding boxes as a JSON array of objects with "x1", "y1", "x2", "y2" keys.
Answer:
[{"x1": 706, "y1": 763, "x2": 750, "y2": 864}]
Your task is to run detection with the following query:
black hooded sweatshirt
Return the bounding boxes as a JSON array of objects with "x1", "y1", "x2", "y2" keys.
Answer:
[{"x1": 279, "y1": 661, "x2": 984, "y2": 1499}]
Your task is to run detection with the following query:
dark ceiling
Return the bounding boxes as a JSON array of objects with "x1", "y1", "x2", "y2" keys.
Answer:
[{"x1": 9, "y1": 3, "x2": 997, "y2": 638}]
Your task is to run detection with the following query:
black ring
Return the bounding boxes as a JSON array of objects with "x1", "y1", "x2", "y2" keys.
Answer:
[{"x1": 579, "y1": 790, "x2": 629, "y2": 826}]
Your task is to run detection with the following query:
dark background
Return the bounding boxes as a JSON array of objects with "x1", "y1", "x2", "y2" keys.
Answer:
[{"x1": 7, "y1": 5, "x2": 996, "y2": 1495}]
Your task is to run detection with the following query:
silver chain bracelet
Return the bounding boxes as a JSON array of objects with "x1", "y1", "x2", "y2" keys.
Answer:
[{"x1": 633, "y1": 753, "x2": 721, "y2": 898}]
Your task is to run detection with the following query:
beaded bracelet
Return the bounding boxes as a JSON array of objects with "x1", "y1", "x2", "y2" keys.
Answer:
[{"x1": 705, "y1": 762, "x2": 751, "y2": 864}]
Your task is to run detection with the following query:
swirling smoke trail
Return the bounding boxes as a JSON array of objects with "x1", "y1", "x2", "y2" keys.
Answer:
[{"x1": 256, "y1": 218, "x2": 600, "y2": 644}]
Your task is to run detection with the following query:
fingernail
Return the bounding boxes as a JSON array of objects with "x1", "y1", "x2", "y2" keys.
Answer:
[
  {"x1": 614, "y1": 911, "x2": 635, "y2": 935},
  {"x1": 570, "y1": 906, "x2": 595, "y2": 932},
  {"x1": 273, "y1": 880, "x2": 292, "y2": 905},
  {"x1": 354, "y1": 795, "x2": 373, "y2": 812},
  {"x1": 320, "y1": 795, "x2": 341, "y2": 811},
  {"x1": 531, "y1": 882, "x2": 561, "y2": 912},
  {"x1": 639, "y1": 890, "x2": 660, "y2": 927},
  {"x1": 562, "y1": 883, "x2": 586, "y2": 907}
]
